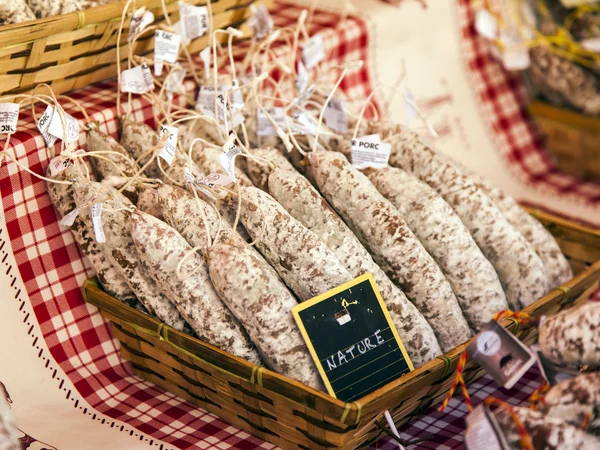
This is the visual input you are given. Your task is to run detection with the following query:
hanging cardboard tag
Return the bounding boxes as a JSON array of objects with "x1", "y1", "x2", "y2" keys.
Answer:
[
  {"x1": 301, "y1": 35, "x2": 325, "y2": 69},
  {"x1": 120, "y1": 63, "x2": 154, "y2": 94},
  {"x1": 467, "y1": 320, "x2": 536, "y2": 389},
  {"x1": 464, "y1": 404, "x2": 509, "y2": 450},
  {"x1": 91, "y1": 203, "x2": 106, "y2": 244},
  {"x1": 324, "y1": 97, "x2": 347, "y2": 133},
  {"x1": 158, "y1": 125, "x2": 179, "y2": 165},
  {"x1": 475, "y1": 9, "x2": 498, "y2": 40},
  {"x1": 530, "y1": 344, "x2": 579, "y2": 386},
  {"x1": 37, "y1": 105, "x2": 57, "y2": 147},
  {"x1": 199, "y1": 46, "x2": 211, "y2": 79},
  {"x1": 198, "y1": 173, "x2": 233, "y2": 187},
  {"x1": 257, "y1": 107, "x2": 286, "y2": 136},
  {"x1": 296, "y1": 61, "x2": 309, "y2": 95},
  {"x1": 351, "y1": 134, "x2": 391, "y2": 169},
  {"x1": 129, "y1": 7, "x2": 154, "y2": 41},
  {"x1": 292, "y1": 273, "x2": 413, "y2": 402},
  {"x1": 249, "y1": 4, "x2": 273, "y2": 39},
  {"x1": 48, "y1": 156, "x2": 72, "y2": 177},
  {"x1": 59, "y1": 208, "x2": 80, "y2": 227},
  {"x1": 220, "y1": 140, "x2": 241, "y2": 182},
  {"x1": 47, "y1": 109, "x2": 79, "y2": 144},
  {"x1": 0, "y1": 103, "x2": 19, "y2": 134},
  {"x1": 154, "y1": 30, "x2": 181, "y2": 76},
  {"x1": 178, "y1": 2, "x2": 209, "y2": 41}
]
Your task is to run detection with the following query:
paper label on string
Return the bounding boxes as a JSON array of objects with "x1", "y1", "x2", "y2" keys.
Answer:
[
  {"x1": 37, "y1": 105, "x2": 57, "y2": 147},
  {"x1": 59, "y1": 208, "x2": 79, "y2": 227},
  {"x1": 198, "y1": 173, "x2": 233, "y2": 187},
  {"x1": 351, "y1": 134, "x2": 391, "y2": 169},
  {"x1": 581, "y1": 38, "x2": 600, "y2": 53},
  {"x1": 231, "y1": 79, "x2": 244, "y2": 110},
  {"x1": 91, "y1": 203, "x2": 106, "y2": 243},
  {"x1": 158, "y1": 125, "x2": 179, "y2": 165},
  {"x1": 531, "y1": 344, "x2": 579, "y2": 386},
  {"x1": 475, "y1": 9, "x2": 498, "y2": 40},
  {"x1": 467, "y1": 320, "x2": 536, "y2": 389},
  {"x1": 324, "y1": 97, "x2": 347, "y2": 133},
  {"x1": 0, "y1": 103, "x2": 19, "y2": 134},
  {"x1": 199, "y1": 46, "x2": 211, "y2": 79},
  {"x1": 165, "y1": 66, "x2": 186, "y2": 94},
  {"x1": 248, "y1": 4, "x2": 273, "y2": 39},
  {"x1": 129, "y1": 7, "x2": 154, "y2": 41},
  {"x1": 293, "y1": 111, "x2": 319, "y2": 135},
  {"x1": 47, "y1": 109, "x2": 79, "y2": 144},
  {"x1": 120, "y1": 63, "x2": 154, "y2": 94},
  {"x1": 464, "y1": 405, "x2": 509, "y2": 450},
  {"x1": 154, "y1": 30, "x2": 181, "y2": 75},
  {"x1": 301, "y1": 35, "x2": 325, "y2": 69},
  {"x1": 220, "y1": 141, "x2": 241, "y2": 182},
  {"x1": 497, "y1": 28, "x2": 530, "y2": 71},
  {"x1": 296, "y1": 61, "x2": 309, "y2": 95},
  {"x1": 48, "y1": 156, "x2": 72, "y2": 177},
  {"x1": 178, "y1": 2, "x2": 209, "y2": 41},
  {"x1": 257, "y1": 107, "x2": 285, "y2": 136}
]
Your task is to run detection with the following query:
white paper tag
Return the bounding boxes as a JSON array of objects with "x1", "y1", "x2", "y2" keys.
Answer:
[
  {"x1": 155, "y1": 30, "x2": 181, "y2": 75},
  {"x1": 220, "y1": 141, "x2": 241, "y2": 182},
  {"x1": 248, "y1": 4, "x2": 273, "y2": 39},
  {"x1": 178, "y1": 2, "x2": 209, "y2": 41},
  {"x1": 37, "y1": 105, "x2": 57, "y2": 147},
  {"x1": 48, "y1": 156, "x2": 72, "y2": 177},
  {"x1": 157, "y1": 125, "x2": 178, "y2": 165},
  {"x1": 296, "y1": 61, "x2": 309, "y2": 94},
  {"x1": 293, "y1": 111, "x2": 319, "y2": 135},
  {"x1": 497, "y1": 28, "x2": 530, "y2": 71},
  {"x1": 231, "y1": 79, "x2": 244, "y2": 110},
  {"x1": 351, "y1": 134, "x2": 391, "y2": 169},
  {"x1": 198, "y1": 173, "x2": 233, "y2": 187},
  {"x1": 475, "y1": 9, "x2": 498, "y2": 40},
  {"x1": 59, "y1": 208, "x2": 80, "y2": 227},
  {"x1": 257, "y1": 107, "x2": 285, "y2": 136},
  {"x1": 324, "y1": 97, "x2": 347, "y2": 133},
  {"x1": 165, "y1": 66, "x2": 186, "y2": 94},
  {"x1": 199, "y1": 46, "x2": 211, "y2": 79},
  {"x1": 301, "y1": 35, "x2": 325, "y2": 69},
  {"x1": 129, "y1": 7, "x2": 154, "y2": 41},
  {"x1": 47, "y1": 109, "x2": 79, "y2": 144},
  {"x1": 120, "y1": 63, "x2": 154, "y2": 94},
  {"x1": 464, "y1": 405, "x2": 509, "y2": 450},
  {"x1": 91, "y1": 203, "x2": 106, "y2": 243},
  {"x1": 581, "y1": 38, "x2": 600, "y2": 53},
  {"x1": 0, "y1": 103, "x2": 19, "y2": 134}
]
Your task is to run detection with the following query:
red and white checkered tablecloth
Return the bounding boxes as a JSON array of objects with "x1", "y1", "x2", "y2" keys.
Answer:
[
  {"x1": 0, "y1": 2, "x2": 550, "y2": 449},
  {"x1": 457, "y1": 0, "x2": 600, "y2": 208}
]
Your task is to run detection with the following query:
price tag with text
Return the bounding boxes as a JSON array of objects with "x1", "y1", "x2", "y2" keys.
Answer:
[
  {"x1": 0, "y1": 103, "x2": 19, "y2": 134},
  {"x1": 220, "y1": 140, "x2": 241, "y2": 182},
  {"x1": 324, "y1": 97, "x2": 347, "y2": 133},
  {"x1": 351, "y1": 134, "x2": 391, "y2": 169},
  {"x1": 154, "y1": 30, "x2": 182, "y2": 75},
  {"x1": 158, "y1": 125, "x2": 179, "y2": 165},
  {"x1": 129, "y1": 7, "x2": 154, "y2": 41},
  {"x1": 120, "y1": 63, "x2": 154, "y2": 94},
  {"x1": 301, "y1": 35, "x2": 325, "y2": 69},
  {"x1": 292, "y1": 273, "x2": 413, "y2": 401},
  {"x1": 47, "y1": 108, "x2": 79, "y2": 144},
  {"x1": 177, "y1": 2, "x2": 209, "y2": 42},
  {"x1": 37, "y1": 105, "x2": 57, "y2": 147}
]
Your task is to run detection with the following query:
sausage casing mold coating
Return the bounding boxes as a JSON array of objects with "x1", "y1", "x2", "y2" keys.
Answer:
[
  {"x1": 366, "y1": 166, "x2": 507, "y2": 331},
  {"x1": 267, "y1": 167, "x2": 441, "y2": 365},
  {"x1": 310, "y1": 151, "x2": 468, "y2": 353},
  {"x1": 119, "y1": 117, "x2": 161, "y2": 179},
  {"x1": 247, "y1": 147, "x2": 297, "y2": 191},
  {"x1": 130, "y1": 210, "x2": 261, "y2": 364},
  {"x1": 208, "y1": 241, "x2": 322, "y2": 389}
]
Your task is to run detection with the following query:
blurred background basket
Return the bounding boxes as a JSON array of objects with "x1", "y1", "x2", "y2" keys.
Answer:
[
  {"x1": 83, "y1": 209, "x2": 600, "y2": 450},
  {"x1": 0, "y1": 0, "x2": 271, "y2": 97}
]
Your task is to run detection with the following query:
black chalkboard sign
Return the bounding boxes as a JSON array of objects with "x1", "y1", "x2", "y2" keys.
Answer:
[{"x1": 292, "y1": 273, "x2": 414, "y2": 402}]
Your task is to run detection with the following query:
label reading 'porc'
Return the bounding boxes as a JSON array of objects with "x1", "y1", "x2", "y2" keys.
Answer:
[
  {"x1": 0, "y1": 103, "x2": 19, "y2": 134},
  {"x1": 351, "y1": 134, "x2": 391, "y2": 170},
  {"x1": 466, "y1": 320, "x2": 536, "y2": 389},
  {"x1": 292, "y1": 273, "x2": 413, "y2": 402}
]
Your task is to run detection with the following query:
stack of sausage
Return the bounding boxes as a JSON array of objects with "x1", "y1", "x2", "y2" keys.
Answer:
[{"x1": 45, "y1": 115, "x2": 574, "y2": 393}]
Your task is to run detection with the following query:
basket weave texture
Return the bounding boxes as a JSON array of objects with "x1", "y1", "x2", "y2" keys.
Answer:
[
  {"x1": 83, "y1": 209, "x2": 600, "y2": 449},
  {"x1": 0, "y1": 0, "x2": 268, "y2": 97}
]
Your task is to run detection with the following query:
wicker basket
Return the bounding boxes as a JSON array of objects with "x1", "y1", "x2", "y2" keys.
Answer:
[
  {"x1": 0, "y1": 0, "x2": 271, "y2": 97},
  {"x1": 83, "y1": 209, "x2": 600, "y2": 449},
  {"x1": 529, "y1": 101, "x2": 600, "y2": 180}
]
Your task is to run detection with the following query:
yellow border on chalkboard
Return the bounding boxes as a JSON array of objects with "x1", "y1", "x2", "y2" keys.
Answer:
[{"x1": 292, "y1": 273, "x2": 414, "y2": 399}]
